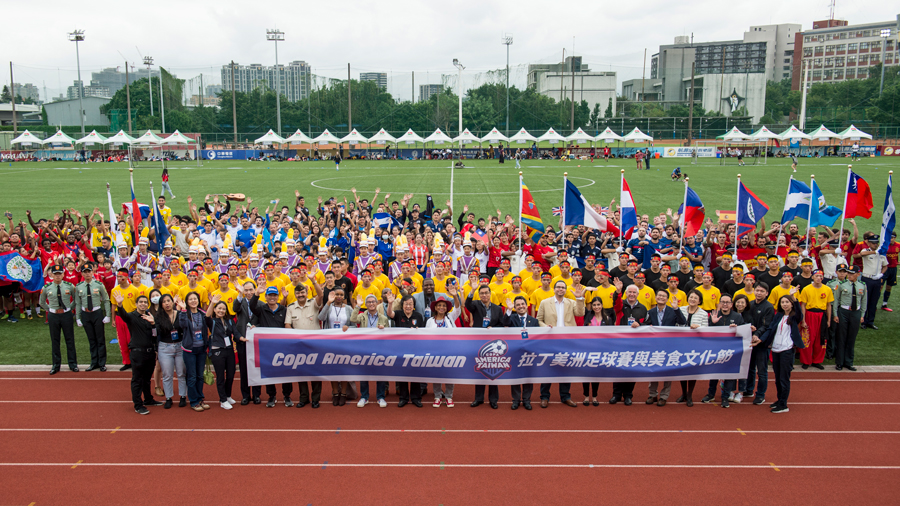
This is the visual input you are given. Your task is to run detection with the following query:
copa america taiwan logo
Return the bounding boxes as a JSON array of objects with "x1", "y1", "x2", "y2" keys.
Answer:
[{"x1": 474, "y1": 339, "x2": 511, "y2": 380}]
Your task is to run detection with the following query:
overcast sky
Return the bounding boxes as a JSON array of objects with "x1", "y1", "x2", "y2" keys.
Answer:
[{"x1": 3, "y1": 0, "x2": 896, "y2": 102}]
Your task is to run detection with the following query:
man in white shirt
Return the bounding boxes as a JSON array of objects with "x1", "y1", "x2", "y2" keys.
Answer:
[{"x1": 859, "y1": 236, "x2": 888, "y2": 329}]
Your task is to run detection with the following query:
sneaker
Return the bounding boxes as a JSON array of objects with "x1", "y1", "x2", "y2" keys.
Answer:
[
  {"x1": 284, "y1": 397, "x2": 294, "y2": 408},
  {"x1": 220, "y1": 402, "x2": 233, "y2": 410},
  {"x1": 701, "y1": 395, "x2": 715, "y2": 404},
  {"x1": 772, "y1": 406, "x2": 789, "y2": 414},
  {"x1": 226, "y1": 397, "x2": 237, "y2": 405},
  {"x1": 728, "y1": 392, "x2": 735, "y2": 402},
  {"x1": 733, "y1": 393, "x2": 743, "y2": 404},
  {"x1": 446, "y1": 399, "x2": 454, "y2": 408},
  {"x1": 357, "y1": 398, "x2": 368, "y2": 408},
  {"x1": 433, "y1": 398, "x2": 442, "y2": 408},
  {"x1": 144, "y1": 399, "x2": 163, "y2": 407},
  {"x1": 266, "y1": 398, "x2": 276, "y2": 408},
  {"x1": 135, "y1": 406, "x2": 150, "y2": 415},
  {"x1": 882, "y1": 305, "x2": 893, "y2": 312},
  {"x1": 770, "y1": 402, "x2": 780, "y2": 409},
  {"x1": 7, "y1": 317, "x2": 17, "y2": 323},
  {"x1": 753, "y1": 397, "x2": 765, "y2": 405},
  {"x1": 27, "y1": 313, "x2": 33, "y2": 320},
  {"x1": 377, "y1": 398, "x2": 387, "y2": 408},
  {"x1": 721, "y1": 400, "x2": 730, "y2": 408},
  {"x1": 0, "y1": 313, "x2": 7, "y2": 320}
]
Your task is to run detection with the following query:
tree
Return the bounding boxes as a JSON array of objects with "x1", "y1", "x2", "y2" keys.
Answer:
[
  {"x1": 604, "y1": 98, "x2": 613, "y2": 118},
  {"x1": 589, "y1": 103, "x2": 602, "y2": 129}
]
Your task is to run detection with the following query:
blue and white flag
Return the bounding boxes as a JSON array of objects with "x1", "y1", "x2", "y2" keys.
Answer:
[
  {"x1": 373, "y1": 212, "x2": 402, "y2": 230},
  {"x1": 781, "y1": 179, "x2": 812, "y2": 223},
  {"x1": 809, "y1": 180, "x2": 843, "y2": 227},
  {"x1": 879, "y1": 174, "x2": 895, "y2": 256}
]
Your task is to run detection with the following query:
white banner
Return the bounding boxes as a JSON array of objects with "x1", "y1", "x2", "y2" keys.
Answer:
[{"x1": 663, "y1": 147, "x2": 716, "y2": 158}]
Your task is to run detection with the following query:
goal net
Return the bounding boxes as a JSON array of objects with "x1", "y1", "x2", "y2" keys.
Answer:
[
  {"x1": 693, "y1": 140, "x2": 768, "y2": 166},
  {"x1": 128, "y1": 145, "x2": 203, "y2": 169}
]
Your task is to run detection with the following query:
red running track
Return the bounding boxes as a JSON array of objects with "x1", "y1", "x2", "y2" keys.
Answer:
[{"x1": 1, "y1": 371, "x2": 898, "y2": 505}]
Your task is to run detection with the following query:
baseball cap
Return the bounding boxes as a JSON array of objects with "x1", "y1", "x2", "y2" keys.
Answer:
[{"x1": 265, "y1": 286, "x2": 279, "y2": 296}]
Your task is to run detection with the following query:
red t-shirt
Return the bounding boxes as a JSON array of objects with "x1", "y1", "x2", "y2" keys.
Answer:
[
  {"x1": 96, "y1": 268, "x2": 116, "y2": 293},
  {"x1": 525, "y1": 243, "x2": 553, "y2": 272},
  {"x1": 851, "y1": 242, "x2": 866, "y2": 269},
  {"x1": 488, "y1": 244, "x2": 509, "y2": 268},
  {"x1": 886, "y1": 242, "x2": 900, "y2": 268}
]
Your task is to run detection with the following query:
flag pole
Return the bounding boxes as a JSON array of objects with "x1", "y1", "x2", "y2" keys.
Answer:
[
  {"x1": 881, "y1": 171, "x2": 895, "y2": 255},
  {"x1": 735, "y1": 174, "x2": 741, "y2": 259},
  {"x1": 129, "y1": 167, "x2": 138, "y2": 245},
  {"x1": 806, "y1": 174, "x2": 815, "y2": 255},
  {"x1": 619, "y1": 169, "x2": 625, "y2": 248},
  {"x1": 562, "y1": 172, "x2": 568, "y2": 253},
  {"x1": 679, "y1": 177, "x2": 689, "y2": 256},
  {"x1": 150, "y1": 181, "x2": 158, "y2": 251},
  {"x1": 106, "y1": 183, "x2": 120, "y2": 245},
  {"x1": 777, "y1": 176, "x2": 793, "y2": 254},
  {"x1": 518, "y1": 171, "x2": 524, "y2": 251},
  {"x1": 837, "y1": 165, "x2": 852, "y2": 258}
]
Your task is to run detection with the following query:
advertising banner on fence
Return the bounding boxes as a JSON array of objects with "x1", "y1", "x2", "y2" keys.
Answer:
[
  {"x1": 247, "y1": 325, "x2": 752, "y2": 386},
  {"x1": 663, "y1": 147, "x2": 716, "y2": 158},
  {"x1": 1, "y1": 151, "x2": 35, "y2": 161}
]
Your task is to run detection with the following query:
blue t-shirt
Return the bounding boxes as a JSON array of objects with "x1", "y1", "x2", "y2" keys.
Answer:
[
  {"x1": 626, "y1": 237, "x2": 646, "y2": 265},
  {"x1": 236, "y1": 228, "x2": 257, "y2": 248},
  {"x1": 641, "y1": 240, "x2": 662, "y2": 270}
]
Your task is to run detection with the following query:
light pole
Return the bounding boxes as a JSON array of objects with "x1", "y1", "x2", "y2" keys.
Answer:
[
  {"x1": 266, "y1": 29, "x2": 284, "y2": 136},
  {"x1": 452, "y1": 58, "x2": 465, "y2": 210},
  {"x1": 68, "y1": 29, "x2": 85, "y2": 136},
  {"x1": 880, "y1": 28, "x2": 891, "y2": 96},
  {"x1": 144, "y1": 56, "x2": 154, "y2": 117},
  {"x1": 502, "y1": 34, "x2": 513, "y2": 137}
]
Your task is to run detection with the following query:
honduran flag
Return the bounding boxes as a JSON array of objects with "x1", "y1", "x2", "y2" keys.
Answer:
[
  {"x1": 564, "y1": 180, "x2": 619, "y2": 234},
  {"x1": 845, "y1": 170, "x2": 874, "y2": 219},
  {"x1": 678, "y1": 187, "x2": 705, "y2": 238},
  {"x1": 620, "y1": 177, "x2": 638, "y2": 239},
  {"x1": 520, "y1": 180, "x2": 545, "y2": 242},
  {"x1": 373, "y1": 212, "x2": 402, "y2": 230}
]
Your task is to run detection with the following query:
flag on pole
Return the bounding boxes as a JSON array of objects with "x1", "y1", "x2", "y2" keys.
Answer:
[
  {"x1": 620, "y1": 177, "x2": 638, "y2": 239},
  {"x1": 677, "y1": 187, "x2": 705, "y2": 238},
  {"x1": 121, "y1": 202, "x2": 151, "y2": 219},
  {"x1": 736, "y1": 181, "x2": 769, "y2": 238},
  {"x1": 128, "y1": 172, "x2": 142, "y2": 245},
  {"x1": 520, "y1": 181, "x2": 545, "y2": 242},
  {"x1": 551, "y1": 206, "x2": 564, "y2": 216},
  {"x1": 781, "y1": 179, "x2": 813, "y2": 223},
  {"x1": 563, "y1": 180, "x2": 620, "y2": 233},
  {"x1": 878, "y1": 174, "x2": 895, "y2": 256},
  {"x1": 845, "y1": 170, "x2": 874, "y2": 219},
  {"x1": 373, "y1": 212, "x2": 402, "y2": 230},
  {"x1": 150, "y1": 187, "x2": 171, "y2": 252},
  {"x1": 809, "y1": 180, "x2": 843, "y2": 227}
]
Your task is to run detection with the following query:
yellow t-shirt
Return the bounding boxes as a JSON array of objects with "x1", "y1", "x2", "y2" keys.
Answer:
[
  {"x1": 667, "y1": 288, "x2": 688, "y2": 308},
  {"x1": 636, "y1": 285, "x2": 656, "y2": 310},
  {"x1": 489, "y1": 282, "x2": 514, "y2": 306},
  {"x1": 169, "y1": 272, "x2": 189, "y2": 290},
  {"x1": 90, "y1": 227, "x2": 111, "y2": 248},
  {"x1": 132, "y1": 283, "x2": 152, "y2": 299},
  {"x1": 151, "y1": 284, "x2": 172, "y2": 297},
  {"x1": 263, "y1": 277, "x2": 285, "y2": 294},
  {"x1": 353, "y1": 282, "x2": 382, "y2": 306},
  {"x1": 432, "y1": 275, "x2": 458, "y2": 295},
  {"x1": 490, "y1": 271, "x2": 514, "y2": 284},
  {"x1": 799, "y1": 284, "x2": 835, "y2": 311},
  {"x1": 235, "y1": 276, "x2": 254, "y2": 290},
  {"x1": 550, "y1": 275, "x2": 573, "y2": 289},
  {"x1": 506, "y1": 290, "x2": 532, "y2": 309},
  {"x1": 695, "y1": 285, "x2": 721, "y2": 311},
  {"x1": 521, "y1": 275, "x2": 543, "y2": 295},
  {"x1": 589, "y1": 284, "x2": 618, "y2": 308},
  {"x1": 178, "y1": 284, "x2": 210, "y2": 308},
  {"x1": 111, "y1": 284, "x2": 139, "y2": 313},
  {"x1": 211, "y1": 288, "x2": 239, "y2": 315},
  {"x1": 463, "y1": 282, "x2": 482, "y2": 302},
  {"x1": 733, "y1": 288, "x2": 754, "y2": 304},
  {"x1": 768, "y1": 284, "x2": 795, "y2": 306}
]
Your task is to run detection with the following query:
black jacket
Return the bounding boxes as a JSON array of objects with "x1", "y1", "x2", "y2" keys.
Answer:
[
  {"x1": 117, "y1": 307, "x2": 155, "y2": 349},
  {"x1": 747, "y1": 299, "x2": 775, "y2": 338},
  {"x1": 465, "y1": 294, "x2": 504, "y2": 328},
  {"x1": 646, "y1": 305, "x2": 687, "y2": 326},
  {"x1": 249, "y1": 295, "x2": 287, "y2": 328},
  {"x1": 502, "y1": 312, "x2": 540, "y2": 328},
  {"x1": 618, "y1": 301, "x2": 648, "y2": 326},
  {"x1": 232, "y1": 296, "x2": 253, "y2": 339},
  {"x1": 712, "y1": 311, "x2": 744, "y2": 327},
  {"x1": 758, "y1": 311, "x2": 805, "y2": 350}
]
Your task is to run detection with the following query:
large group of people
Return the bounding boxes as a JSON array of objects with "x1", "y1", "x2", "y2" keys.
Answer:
[{"x1": 1, "y1": 167, "x2": 897, "y2": 417}]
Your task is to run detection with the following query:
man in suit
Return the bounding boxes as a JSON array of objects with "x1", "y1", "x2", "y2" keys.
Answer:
[
  {"x1": 233, "y1": 281, "x2": 260, "y2": 404},
  {"x1": 411, "y1": 278, "x2": 450, "y2": 319},
  {"x1": 536, "y1": 280, "x2": 586, "y2": 408},
  {"x1": 466, "y1": 284, "x2": 505, "y2": 408},
  {"x1": 611, "y1": 285, "x2": 648, "y2": 405},
  {"x1": 502, "y1": 295, "x2": 540, "y2": 410},
  {"x1": 646, "y1": 289, "x2": 685, "y2": 406},
  {"x1": 743, "y1": 283, "x2": 775, "y2": 405}
]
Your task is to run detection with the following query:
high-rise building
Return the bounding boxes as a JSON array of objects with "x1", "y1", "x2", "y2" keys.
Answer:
[
  {"x1": 12, "y1": 83, "x2": 40, "y2": 103},
  {"x1": 791, "y1": 17, "x2": 899, "y2": 91},
  {"x1": 359, "y1": 72, "x2": 388, "y2": 90},
  {"x1": 205, "y1": 84, "x2": 223, "y2": 97},
  {"x1": 221, "y1": 61, "x2": 311, "y2": 102},
  {"x1": 527, "y1": 57, "x2": 616, "y2": 121},
  {"x1": 90, "y1": 67, "x2": 160, "y2": 97},
  {"x1": 67, "y1": 81, "x2": 111, "y2": 100},
  {"x1": 743, "y1": 24, "x2": 802, "y2": 82},
  {"x1": 419, "y1": 84, "x2": 443, "y2": 102}
]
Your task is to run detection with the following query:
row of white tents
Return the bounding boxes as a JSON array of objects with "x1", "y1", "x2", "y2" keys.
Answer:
[
  {"x1": 716, "y1": 124, "x2": 872, "y2": 142},
  {"x1": 9, "y1": 129, "x2": 197, "y2": 147}
]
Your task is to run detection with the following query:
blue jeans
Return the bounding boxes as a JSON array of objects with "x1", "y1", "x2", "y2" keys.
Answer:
[
  {"x1": 359, "y1": 381, "x2": 388, "y2": 401},
  {"x1": 744, "y1": 346, "x2": 768, "y2": 398},
  {"x1": 182, "y1": 347, "x2": 207, "y2": 406}
]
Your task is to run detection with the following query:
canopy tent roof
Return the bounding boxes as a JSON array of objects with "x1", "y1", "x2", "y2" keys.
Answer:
[
  {"x1": 284, "y1": 129, "x2": 313, "y2": 144},
  {"x1": 41, "y1": 130, "x2": 78, "y2": 145},
  {"x1": 749, "y1": 125, "x2": 781, "y2": 140},
  {"x1": 369, "y1": 128, "x2": 399, "y2": 144},
  {"x1": 103, "y1": 130, "x2": 136, "y2": 145},
  {"x1": 254, "y1": 129, "x2": 286, "y2": 144},
  {"x1": 75, "y1": 130, "x2": 108, "y2": 145},
  {"x1": 808, "y1": 124, "x2": 841, "y2": 140},
  {"x1": 10, "y1": 130, "x2": 42, "y2": 145},
  {"x1": 134, "y1": 130, "x2": 165, "y2": 145},
  {"x1": 340, "y1": 129, "x2": 369, "y2": 144},
  {"x1": 594, "y1": 127, "x2": 624, "y2": 142},
  {"x1": 509, "y1": 128, "x2": 538, "y2": 143},
  {"x1": 537, "y1": 128, "x2": 567, "y2": 143},
  {"x1": 161, "y1": 130, "x2": 196, "y2": 145},
  {"x1": 424, "y1": 129, "x2": 453, "y2": 144},
  {"x1": 397, "y1": 129, "x2": 424, "y2": 143},
  {"x1": 480, "y1": 127, "x2": 509, "y2": 143},
  {"x1": 452, "y1": 128, "x2": 481, "y2": 144},
  {"x1": 312, "y1": 129, "x2": 341, "y2": 144},
  {"x1": 836, "y1": 124, "x2": 873, "y2": 140},
  {"x1": 716, "y1": 126, "x2": 751, "y2": 141},
  {"x1": 566, "y1": 127, "x2": 595, "y2": 143},
  {"x1": 622, "y1": 127, "x2": 654, "y2": 142},
  {"x1": 778, "y1": 125, "x2": 811, "y2": 140}
]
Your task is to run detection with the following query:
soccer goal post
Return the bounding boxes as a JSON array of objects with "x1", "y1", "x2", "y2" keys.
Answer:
[{"x1": 718, "y1": 140, "x2": 768, "y2": 166}]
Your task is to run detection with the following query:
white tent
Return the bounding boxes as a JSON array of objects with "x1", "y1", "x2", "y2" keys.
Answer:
[
  {"x1": 566, "y1": 127, "x2": 595, "y2": 143},
  {"x1": 480, "y1": 127, "x2": 509, "y2": 143},
  {"x1": 312, "y1": 129, "x2": 341, "y2": 144},
  {"x1": 537, "y1": 128, "x2": 566, "y2": 144},
  {"x1": 452, "y1": 128, "x2": 481, "y2": 144},
  {"x1": 717, "y1": 126, "x2": 751, "y2": 141},
  {"x1": 837, "y1": 124, "x2": 873, "y2": 140},
  {"x1": 595, "y1": 127, "x2": 624, "y2": 143},
  {"x1": 778, "y1": 125, "x2": 811, "y2": 140},
  {"x1": 750, "y1": 126, "x2": 781, "y2": 140},
  {"x1": 509, "y1": 128, "x2": 538, "y2": 143},
  {"x1": 808, "y1": 124, "x2": 841, "y2": 141},
  {"x1": 134, "y1": 130, "x2": 165, "y2": 145},
  {"x1": 41, "y1": 130, "x2": 78, "y2": 145},
  {"x1": 370, "y1": 128, "x2": 399, "y2": 144},
  {"x1": 254, "y1": 129, "x2": 286, "y2": 144},
  {"x1": 424, "y1": 129, "x2": 453, "y2": 144},
  {"x1": 284, "y1": 129, "x2": 313, "y2": 144},
  {"x1": 340, "y1": 129, "x2": 368, "y2": 145},
  {"x1": 75, "y1": 130, "x2": 108, "y2": 145},
  {"x1": 103, "y1": 130, "x2": 136, "y2": 145},
  {"x1": 161, "y1": 130, "x2": 196, "y2": 145},
  {"x1": 622, "y1": 127, "x2": 654, "y2": 142},
  {"x1": 10, "y1": 130, "x2": 42, "y2": 145}
]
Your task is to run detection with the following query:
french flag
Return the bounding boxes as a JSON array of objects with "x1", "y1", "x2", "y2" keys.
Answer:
[
  {"x1": 620, "y1": 177, "x2": 638, "y2": 239},
  {"x1": 564, "y1": 180, "x2": 620, "y2": 234}
]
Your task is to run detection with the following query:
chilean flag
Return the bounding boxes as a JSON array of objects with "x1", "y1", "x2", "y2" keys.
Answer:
[
  {"x1": 846, "y1": 170, "x2": 874, "y2": 219},
  {"x1": 620, "y1": 177, "x2": 638, "y2": 239},
  {"x1": 678, "y1": 187, "x2": 705, "y2": 238},
  {"x1": 564, "y1": 180, "x2": 620, "y2": 234}
]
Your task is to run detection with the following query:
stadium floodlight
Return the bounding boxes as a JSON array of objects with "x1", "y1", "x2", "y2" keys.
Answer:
[
  {"x1": 144, "y1": 56, "x2": 154, "y2": 117},
  {"x1": 266, "y1": 29, "x2": 284, "y2": 136},
  {"x1": 501, "y1": 35, "x2": 513, "y2": 137},
  {"x1": 880, "y1": 29, "x2": 891, "y2": 96},
  {"x1": 68, "y1": 29, "x2": 86, "y2": 136},
  {"x1": 451, "y1": 59, "x2": 465, "y2": 211}
]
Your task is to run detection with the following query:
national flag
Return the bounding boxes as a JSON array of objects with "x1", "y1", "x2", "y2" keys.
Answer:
[
  {"x1": 471, "y1": 228, "x2": 489, "y2": 243},
  {"x1": 677, "y1": 187, "x2": 705, "y2": 238},
  {"x1": 122, "y1": 202, "x2": 151, "y2": 219},
  {"x1": 150, "y1": 201, "x2": 170, "y2": 253},
  {"x1": 520, "y1": 181, "x2": 545, "y2": 242},
  {"x1": 809, "y1": 180, "x2": 843, "y2": 227},
  {"x1": 878, "y1": 174, "x2": 895, "y2": 256},
  {"x1": 126, "y1": 171, "x2": 143, "y2": 245},
  {"x1": 846, "y1": 171, "x2": 874, "y2": 219},
  {"x1": 620, "y1": 177, "x2": 638, "y2": 239},
  {"x1": 564, "y1": 180, "x2": 620, "y2": 233},
  {"x1": 736, "y1": 181, "x2": 769, "y2": 238},
  {"x1": 551, "y1": 206, "x2": 564, "y2": 216},
  {"x1": 0, "y1": 251, "x2": 44, "y2": 292},
  {"x1": 781, "y1": 179, "x2": 813, "y2": 223},
  {"x1": 373, "y1": 212, "x2": 402, "y2": 230}
]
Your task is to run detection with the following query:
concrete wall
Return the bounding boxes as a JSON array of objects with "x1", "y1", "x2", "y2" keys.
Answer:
[
  {"x1": 699, "y1": 73, "x2": 766, "y2": 123},
  {"x1": 44, "y1": 97, "x2": 110, "y2": 127},
  {"x1": 535, "y1": 72, "x2": 616, "y2": 124}
]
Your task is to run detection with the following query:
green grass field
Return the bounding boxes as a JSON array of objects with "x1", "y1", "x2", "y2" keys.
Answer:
[{"x1": 1, "y1": 155, "x2": 898, "y2": 365}]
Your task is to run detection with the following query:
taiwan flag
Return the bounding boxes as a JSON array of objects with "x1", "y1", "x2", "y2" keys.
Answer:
[
  {"x1": 678, "y1": 187, "x2": 705, "y2": 238},
  {"x1": 845, "y1": 170, "x2": 874, "y2": 219}
]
